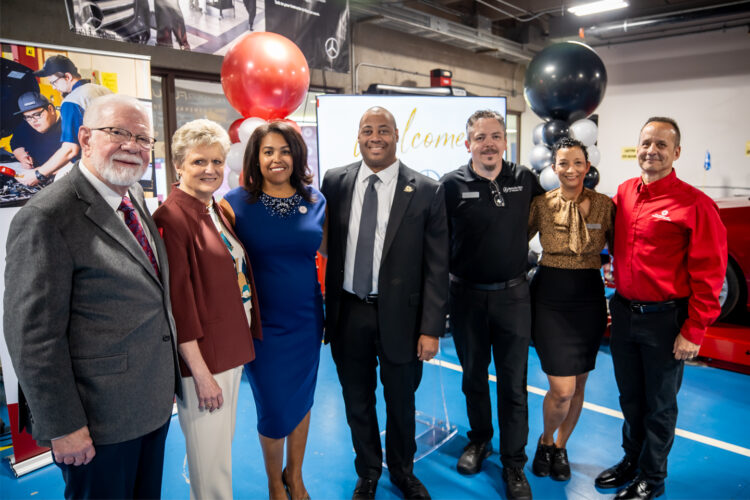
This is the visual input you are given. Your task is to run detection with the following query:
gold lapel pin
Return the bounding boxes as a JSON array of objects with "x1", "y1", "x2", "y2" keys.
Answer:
[{"x1": 404, "y1": 185, "x2": 414, "y2": 193}]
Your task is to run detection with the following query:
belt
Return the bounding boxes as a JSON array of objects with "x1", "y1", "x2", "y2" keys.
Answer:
[
  {"x1": 615, "y1": 292, "x2": 687, "y2": 314},
  {"x1": 344, "y1": 291, "x2": 378, "y2": 304},
  {"x1": 450, "y1": 273, "x2": 527, "y2": 291}
]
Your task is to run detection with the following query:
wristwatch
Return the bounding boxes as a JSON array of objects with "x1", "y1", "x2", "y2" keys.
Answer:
[{"x1": 34, "y1": 170, "x2": 48, "y2": 182}]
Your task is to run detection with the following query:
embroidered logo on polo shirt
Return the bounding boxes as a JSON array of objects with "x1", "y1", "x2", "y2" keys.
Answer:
[
  {"x1": 651, "y1": 210, "x2": 671, "y2": 221},
  {"x1": 503, "y1": 186, "x2": 523, "y2": 193}
]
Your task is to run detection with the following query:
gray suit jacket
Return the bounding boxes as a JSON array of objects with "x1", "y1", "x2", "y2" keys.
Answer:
[{"x1": 3, "y1": 164, "x2": 181, "y2": 447}]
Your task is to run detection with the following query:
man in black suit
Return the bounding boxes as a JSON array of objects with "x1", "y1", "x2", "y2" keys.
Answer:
[{"x1": 321, "y1": 106, "x2": 449, "y2": 500}]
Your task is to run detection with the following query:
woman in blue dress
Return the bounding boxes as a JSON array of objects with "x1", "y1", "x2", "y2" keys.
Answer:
[{"x1": 220, "y1": 121, "x2": 326, "y2": 500}]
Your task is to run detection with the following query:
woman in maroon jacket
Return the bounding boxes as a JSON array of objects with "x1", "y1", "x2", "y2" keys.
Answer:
[{"x1": 153, "y1": 119, "x2": 262, "y2": 499}]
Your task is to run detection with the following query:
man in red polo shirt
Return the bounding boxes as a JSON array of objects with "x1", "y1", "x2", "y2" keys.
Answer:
[{"x1": 595, "y1": 117, "x2": 727, "y2": 500}]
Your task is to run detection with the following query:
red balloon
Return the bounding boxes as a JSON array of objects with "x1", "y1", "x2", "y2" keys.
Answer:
[
  {"x1": 228, "y1": 118, "x2": 243, "y2": 143},
  {"x1": 221, "y1": 32, "x2": 310, "y2": 120},
  {"x1": 274, "y1": 118, "x2": 302, "y2": 135}
]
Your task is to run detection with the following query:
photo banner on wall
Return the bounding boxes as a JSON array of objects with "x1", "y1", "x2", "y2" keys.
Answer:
[
  {"x1": 0, "y1": 39, "x2": 154, "y2": 476},
  {"x1": 64, "y1": 0, "x2": 350, "y2": 72}
]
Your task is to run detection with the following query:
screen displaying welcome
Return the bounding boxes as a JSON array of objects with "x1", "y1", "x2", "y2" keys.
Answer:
[{"x1": 316, "y1": 95, "x2": 507, "y2": 182}]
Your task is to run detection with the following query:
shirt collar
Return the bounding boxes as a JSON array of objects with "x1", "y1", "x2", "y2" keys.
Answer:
[
  {"x1": 72, "y1": 79, "x2": 89, "y2": 92},
  {"x1": 359, "y1": 159, "x2": 400, "y2": 184},
  {"x1": 637, "y1": 168, "x2": 678, "y2": 196},
  {"x1": 78, "y1": 160, "x2": 128, "y2": 212}
]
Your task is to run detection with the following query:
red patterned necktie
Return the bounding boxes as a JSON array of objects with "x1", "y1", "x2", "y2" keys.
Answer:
[{"x1": 119, "y1": 196, "x2": 160, "y2": 276}]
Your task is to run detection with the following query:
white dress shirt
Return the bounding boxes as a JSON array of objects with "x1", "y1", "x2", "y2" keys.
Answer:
[
  {"x1": 343, "y1": 159, "x2": 400, "y2": 295},
  {"x1": 78, "y1": 161, "x2": 159, "y2": 266}
]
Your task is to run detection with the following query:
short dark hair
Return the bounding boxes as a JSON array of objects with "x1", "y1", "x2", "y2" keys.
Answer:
[
  {"x1": 466, "y1": 110, "x2": 506, "y2": 137},
  {"x1": 551, "y1": 137, "x2": 589, "y2": 165},
  {"x1": 641, "y1": 116, "x2": 681, "y2": 147},
  {"x1": 241, "y1": 121, "x2": 314, "y2": 203}
]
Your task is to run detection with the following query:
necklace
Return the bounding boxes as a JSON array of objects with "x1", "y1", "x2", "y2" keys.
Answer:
[{"x1": 259, "y1": 192, "x2": 302, "y2": 218}]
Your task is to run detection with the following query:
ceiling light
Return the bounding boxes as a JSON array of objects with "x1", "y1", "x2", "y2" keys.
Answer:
[{"x1": 568, "y1": 0, "x2": 628, "y2": 17}]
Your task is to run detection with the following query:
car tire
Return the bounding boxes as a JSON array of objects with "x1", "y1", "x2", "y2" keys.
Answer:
[{"x1": 718, "y1": 261, "x2": 741, "y2": 321}]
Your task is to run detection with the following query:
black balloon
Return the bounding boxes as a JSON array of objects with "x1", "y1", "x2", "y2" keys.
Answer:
[
  {"x1": 542, "y1": 120, "x2": 569, "y2": 146},
  {"x1": 524, "y1": 41, "x2": 607, "y2": 122},
  {"x1": 584, "y1": 166, "x2": 600, "y2": 189}
]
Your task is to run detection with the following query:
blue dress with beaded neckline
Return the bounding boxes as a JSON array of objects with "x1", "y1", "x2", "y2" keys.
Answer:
[{"x1": 223, "y1": 185, "x2": 326, "y2": 438}]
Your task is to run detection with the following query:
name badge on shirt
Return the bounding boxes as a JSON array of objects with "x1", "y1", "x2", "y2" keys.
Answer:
[
  {"x1": 462, "y1": 191, "x2": 480, "y2": 199},
  {"x1": 586, "y1": 223, "x2": 602, "y2": 230}
]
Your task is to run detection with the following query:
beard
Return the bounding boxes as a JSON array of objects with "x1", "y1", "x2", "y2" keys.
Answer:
[{"x1": 97, "y1": 153, "x2": 148, "y2": 187}]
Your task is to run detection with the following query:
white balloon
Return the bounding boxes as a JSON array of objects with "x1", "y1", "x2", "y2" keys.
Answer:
[
  {"x1": 529, "y1": 144, "x2": 552, "y2": 172},
  {"x1": 539, "y1": 166, "x2": 560, "y2": 191},
  {"x1": 532, "y1": 123, "x2": 544, "y2": 145},
  {"x1": 569, "y1": 119, "x2": 598, "y2": 147},
  {"x1": 238, "y1": 117, "x2": 267, "y2": 144},
  {"x1": 227, "y1": 171, "x2": 240, "y2": 189},
  {"x1": 226, "y1": 142, "x2": 246, "y2": 173},
  {"x1": 587, "y1": 144, "x2": 601, "y2": 167}
]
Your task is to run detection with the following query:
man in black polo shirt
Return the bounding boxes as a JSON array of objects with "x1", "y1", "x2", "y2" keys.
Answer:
[
  {"x1": 11, "y1": 92, "x2": 62, "y2": 175},
  {"x1": 439, "y1": 110, "x2": 543, "y2": 500}
]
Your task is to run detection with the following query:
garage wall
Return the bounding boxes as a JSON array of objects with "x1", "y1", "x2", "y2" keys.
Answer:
[
  {"x1": 1, "y1": 0, "x2": 525, "y2": 109},
  {"x1": 521, "y1": 27, "x2": 750, "y2": 198}
]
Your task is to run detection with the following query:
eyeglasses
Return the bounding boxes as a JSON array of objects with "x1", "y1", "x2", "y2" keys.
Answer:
[
  {"x1": 23, "y1": 109, "x2": 47, "y2": 122},
  {"x1": 92, "y1": 127, "x2": 157, "y2": 151},
  {"x1": 49, "y1": 75, "x2": 65, "y2": 86},
  {"x1": 489, "y1": 180, "x2": 505, "y2": 208}
]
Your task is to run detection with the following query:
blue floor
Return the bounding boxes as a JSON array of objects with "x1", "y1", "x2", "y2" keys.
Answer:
[{"x1": 2, "y1": 337, "x2": 749, "y2": 499}]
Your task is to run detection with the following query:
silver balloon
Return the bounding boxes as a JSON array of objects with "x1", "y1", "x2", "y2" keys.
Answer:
[
  {"x1": 227, "y1": 170, "x2": 240, "y2": 189},
  {"x1": 587, "y1": 144, "x2": 601, "y2": 167},
  {"x1": 532, "y1": 123, "x2": 544, "y2": 145},
  {"x1": 226, "y1": 142, "x2": 246, "y2": 173},
  {"x1": 569, "y1": 119, "x2": 598, "y2": 147},
  {"x1": 539, "y1": 166, "x2": 560, "y2": 191},
  {"x1": 529, "y1": 144, "x2": 553, "y2": 172}
]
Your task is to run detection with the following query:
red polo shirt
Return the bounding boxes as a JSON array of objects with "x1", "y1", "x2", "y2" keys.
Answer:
[{"x1": 613, "y1": 169, "x2": 727, "y2": 345}]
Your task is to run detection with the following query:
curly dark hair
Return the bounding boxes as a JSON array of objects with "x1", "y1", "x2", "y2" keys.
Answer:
[
  {"x1": 241, "y1": 121, "x2": 314, "y2": 203},
  {"x1": 551, "y1": 137, "x2": 589, "y2": 165}
]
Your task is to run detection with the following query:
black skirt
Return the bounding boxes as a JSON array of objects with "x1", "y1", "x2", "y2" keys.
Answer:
[{"x1": 531, "y1": 266, "x2": 607, "y2": 376}]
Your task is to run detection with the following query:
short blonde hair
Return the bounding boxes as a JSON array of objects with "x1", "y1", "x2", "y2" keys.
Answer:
[{"x1": 171, "y1": 119, "x2": 231, "y2": 168}]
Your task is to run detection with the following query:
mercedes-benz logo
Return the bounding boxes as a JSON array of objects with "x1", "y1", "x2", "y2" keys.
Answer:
[{"x1": 325, "y1": 38, "x2": 340, "y2": 60}]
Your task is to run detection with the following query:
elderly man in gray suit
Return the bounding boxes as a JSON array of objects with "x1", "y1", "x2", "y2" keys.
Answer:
[{"x1": 4, "y1": 94, "x2": 180, "y2": 499}]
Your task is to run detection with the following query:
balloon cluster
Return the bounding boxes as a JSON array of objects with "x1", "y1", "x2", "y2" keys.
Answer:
[
  {"x1": 523, "y1": 42, "x2": 607, "y2": 191},
  {"x1": 221, "y1": 32, "x2": 310, "y2": 187}
]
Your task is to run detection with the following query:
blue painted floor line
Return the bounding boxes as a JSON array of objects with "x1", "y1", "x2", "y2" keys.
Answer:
[{"x1": 2, "y1": 338, "x2": 749, "y2": 499}]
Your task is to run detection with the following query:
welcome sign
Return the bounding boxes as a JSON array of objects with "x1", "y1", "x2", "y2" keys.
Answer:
[{"x1": 316, "y1": 95, "x2": 507, "y2": 182}]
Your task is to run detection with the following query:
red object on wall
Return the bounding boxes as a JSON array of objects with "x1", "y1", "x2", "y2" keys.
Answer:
[
  {"x1": 430, "y1": 69, "x2": 453, "y2": 87},
  {"x1": 7, "y1": 403, "x2": 50, "y2": 464},
  {"x1": 316, "y1": 253, "x2": 326, "y2": 296}
]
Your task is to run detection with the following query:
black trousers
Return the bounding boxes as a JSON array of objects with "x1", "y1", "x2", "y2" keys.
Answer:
[
  {"x1": 55, "y1": 418, "x2": 171, "y2": 499},
  {"x1": 449, "y1": 281, "x2": 531, "y2": 468},
  {"x1": 331, "y1": 292, "x2": 423, "y2": 481},
  {"x1": 610, "y1": 294, "x2": 687, "y2": 485}
]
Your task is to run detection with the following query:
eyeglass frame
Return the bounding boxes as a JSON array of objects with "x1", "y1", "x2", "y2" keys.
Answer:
[
  {"x1": 91, "y1": 126, "x2": 157, "y2": 151},
  {"x1": 488, "y1": 179, "x2": 506, "y2": 208},
  {"x1": 22, "y1": 108, "x2": 49, "y2": 122},
  {"x1": 48, "y1": 75, "x2": 66, "y2": 87}
]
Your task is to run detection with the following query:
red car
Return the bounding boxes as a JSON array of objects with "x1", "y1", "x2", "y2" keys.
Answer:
[{"x1": 716, "y1": 196, "x2": 750, "y2": 320}]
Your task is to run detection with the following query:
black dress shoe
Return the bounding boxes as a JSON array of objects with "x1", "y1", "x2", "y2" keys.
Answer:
[
  {"x1": 502, "y1": 467, "x2": 532, "y2": 500},
  {"x1": 531, "y1": 438, "x2": 555, "y2": 477},
  {"x1": 390, "y1": 473, "x2": 431, "y2": 500},
  {"x1": 352, "y1": 477, "x2": 378, "y2": 500},
  {"x1": 595, "y1": 455, "x2": 638, "y2": 488},
  {"x1": 457, "y1": 440, "x2": 492, "y2": 475},
  {"x1": 614, "y1": 476, "x2": 665, "y2": 500},
  {"x1": 551, "y1": 447, "x2": 570, "y2": 481}
]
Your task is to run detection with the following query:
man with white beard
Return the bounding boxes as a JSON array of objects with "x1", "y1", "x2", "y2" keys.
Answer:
[{"x1": 4, "y1": 94, "x2": 181, "y2": 499}]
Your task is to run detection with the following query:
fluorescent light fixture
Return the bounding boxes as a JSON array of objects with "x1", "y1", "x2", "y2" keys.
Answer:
[{"x1": 568, "y1": 0, "x2": 628, "y2": 16}]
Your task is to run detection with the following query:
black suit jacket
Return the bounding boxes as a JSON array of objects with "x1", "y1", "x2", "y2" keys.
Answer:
[{"x1": 321, "y1": 161, "x2": 449, "y2": 364}]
